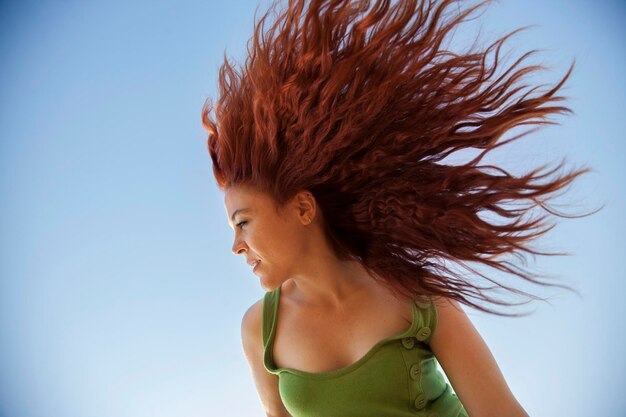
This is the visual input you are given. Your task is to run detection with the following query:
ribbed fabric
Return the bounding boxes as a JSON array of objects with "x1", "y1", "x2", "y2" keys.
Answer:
[{"x1": 262, "y1": 285, "x2": 469, "y2": 417}]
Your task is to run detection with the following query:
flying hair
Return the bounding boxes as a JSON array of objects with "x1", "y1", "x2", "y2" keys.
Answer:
[{"x1": 202, "y1": 0, "x2": 603, "y2": 316}]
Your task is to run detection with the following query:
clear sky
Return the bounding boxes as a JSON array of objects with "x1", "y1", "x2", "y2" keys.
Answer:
[{"x1": 1, "y1": 0, "x2": 624, "y2": 416}]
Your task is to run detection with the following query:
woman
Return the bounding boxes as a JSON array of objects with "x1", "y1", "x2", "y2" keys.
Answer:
[{"x1": 202, "y1": 0, "x2": 599, "y2": 416}]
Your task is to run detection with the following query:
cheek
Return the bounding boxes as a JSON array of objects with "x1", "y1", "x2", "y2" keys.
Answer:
[
  {"x1": 283, "y1": 230, "x2": 309, "y2": 261},
  {"x1": 265, "y1": 224, "x2": 306, "y2": 261}
]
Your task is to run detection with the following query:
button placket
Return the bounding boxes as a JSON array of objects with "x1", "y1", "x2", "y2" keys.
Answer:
[
  {"x1": 403, "y1": 298, "x2": 435, "y2": 413},
  {"x1": 414, "y1": 361, "x2": 429, "y2": 411},
  {"x1": 398, "y1": 339, "x2": 424, "y2": 413},
  {"x1": 405, "y1": 355, "x2": 428, "y2": 412}
]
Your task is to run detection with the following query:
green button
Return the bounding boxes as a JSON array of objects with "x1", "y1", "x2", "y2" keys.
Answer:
[
  {"x1": 416, "y1": 326, "x2": 431, "y2": 341},
  {"x1": 414, "y1": 393, "x2": 426, "y2": 410},
  {"x1": 401, "y1": 336, "x2": 415, "y2": 349},
  {"x1": 409, "y1": 363, "x2": 421, "y2": 380}
]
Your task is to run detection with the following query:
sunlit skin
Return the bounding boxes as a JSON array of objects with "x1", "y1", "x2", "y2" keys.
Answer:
[
  {"x1": 225, "y1": 182, "x2": 421, "y2": 372},
  {"x1": 228, "y1": 183, "x2": 530, "y2": 417},
  {"x1": 224, "y1": 183, "x2": 378, "y2": 310}
]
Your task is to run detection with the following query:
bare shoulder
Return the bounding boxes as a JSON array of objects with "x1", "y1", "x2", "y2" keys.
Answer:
[
  {"x1": 241, "y1": 295, "x2": 292, "y2": 417},
  {"x1": 429, "y1": 295, "x2": 469, "y2": 343},
  {"x1": 241, "y1": 297, "x2": 265, "y2": 346},
  {"x1": 431, "y1": 294, "x2": 463, "y2": 311},
  {"x1": 428, "y1": 295, "x2": 529, "y2": 416}
]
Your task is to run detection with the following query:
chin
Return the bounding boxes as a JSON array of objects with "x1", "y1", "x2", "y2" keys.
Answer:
[
  {"x1": 259, "y1": 276, "x2": 286, "y2": 293},
  {"x1": 258, "y1": 276, "x2": 274, "y2": 292}
]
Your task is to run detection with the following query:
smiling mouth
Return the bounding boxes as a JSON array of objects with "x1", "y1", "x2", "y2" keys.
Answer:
[{"x1": 253, "y1": 261, "x2": 261, "y2": 271}]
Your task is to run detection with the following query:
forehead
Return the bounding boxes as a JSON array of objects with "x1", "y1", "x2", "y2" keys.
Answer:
[
  {"x1": 224, "y1": 184, "x2": 257, "y2": 207},
  {"x1": 224, "y1": 184, "x2": 272, "y2": 220}
]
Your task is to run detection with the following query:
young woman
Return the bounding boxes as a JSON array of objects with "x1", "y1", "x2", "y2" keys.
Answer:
[{"x1": 203, "y1": 0, "x2": 599, "y2": 416}]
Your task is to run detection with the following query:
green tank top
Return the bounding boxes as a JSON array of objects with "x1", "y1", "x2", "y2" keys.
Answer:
[{"x1": 262, "y1": 285, "x2": 469, "y2": 417}]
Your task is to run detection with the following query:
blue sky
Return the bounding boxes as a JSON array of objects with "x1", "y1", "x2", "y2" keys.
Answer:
[{"x1": 0, "y1": 0, "x2": 624, "y2": 416}]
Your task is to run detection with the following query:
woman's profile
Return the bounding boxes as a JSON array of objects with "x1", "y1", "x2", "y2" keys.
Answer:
[{"x1": 202, "y1": 0, "x2": 600, "y2": 416}]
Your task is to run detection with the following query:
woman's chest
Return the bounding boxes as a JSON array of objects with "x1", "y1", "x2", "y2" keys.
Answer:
[{"x1": 272, "y1": 295, "x2": 413, "y2": 373}]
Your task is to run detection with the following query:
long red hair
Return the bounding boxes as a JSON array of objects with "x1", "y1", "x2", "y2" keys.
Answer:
[{"x1": 202, "y1": 0, "x2": 602, "y2": 316}]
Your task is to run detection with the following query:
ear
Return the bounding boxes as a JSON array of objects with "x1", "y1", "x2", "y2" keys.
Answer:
[{"x1": 294, "y1": 190, "x2": 316, "y2": 226}]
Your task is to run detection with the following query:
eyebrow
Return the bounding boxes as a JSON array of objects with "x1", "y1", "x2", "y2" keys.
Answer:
[{"x1": 231, "y1": 208, "x2": 250, "y2": 224}]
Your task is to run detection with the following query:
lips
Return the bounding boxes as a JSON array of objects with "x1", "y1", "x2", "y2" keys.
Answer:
[{"x1": 247, "y1": 259, "x2": 260, "y2": 267}]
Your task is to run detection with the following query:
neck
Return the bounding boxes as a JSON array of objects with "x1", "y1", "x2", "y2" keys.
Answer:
[{"x1": 287, "y1": 256, "x2": 376, "y2": 310}]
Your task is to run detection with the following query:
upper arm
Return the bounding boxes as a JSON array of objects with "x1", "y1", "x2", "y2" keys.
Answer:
[
  {"x1": 428, "y1": 297, "x2": 529, "y2": 417},
  {"x1": 241, "y1": 299, "x2": 292, "y2": 417}
]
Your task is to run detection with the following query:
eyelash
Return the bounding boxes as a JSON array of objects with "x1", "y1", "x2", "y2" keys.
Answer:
[{"x1": 236, "y1": 221, "x2": 247, "y2": 229}]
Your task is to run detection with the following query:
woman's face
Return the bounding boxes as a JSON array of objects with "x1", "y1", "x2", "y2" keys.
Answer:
[{"x1": 223, "y1": 184, "x2": 310, "y2": 291}]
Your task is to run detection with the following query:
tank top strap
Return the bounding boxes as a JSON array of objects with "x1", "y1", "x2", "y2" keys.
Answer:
[
  {"x1": 262, "y1": 286, "x2": 281, "y2": 348},
  {"x1": 408, "y1": 295, "x2": 438, "y2": 345}
]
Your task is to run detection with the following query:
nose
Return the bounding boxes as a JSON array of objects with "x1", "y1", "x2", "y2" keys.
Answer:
[{"x1": 231, "y1": 238, "x2": 248, "y2": 256}]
